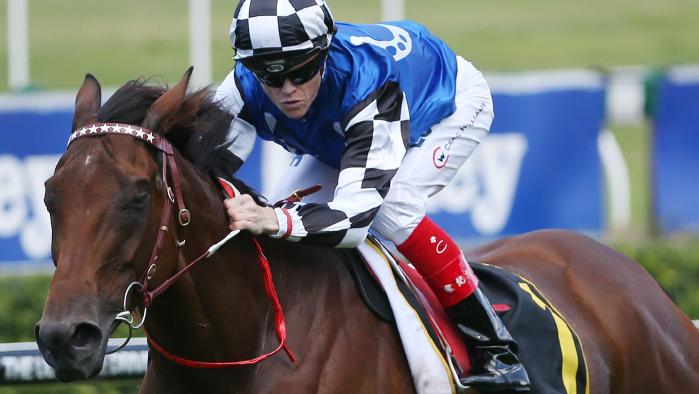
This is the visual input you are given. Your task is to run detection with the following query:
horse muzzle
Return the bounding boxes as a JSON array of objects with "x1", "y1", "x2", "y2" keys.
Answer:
[{"x1": 35, "y1": 319, "x2": 106, "y2": 382}]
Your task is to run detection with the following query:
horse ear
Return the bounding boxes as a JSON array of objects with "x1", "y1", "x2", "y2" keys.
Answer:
[
  {"x1": 142, "y1": 67, "x2": 194, "y2": 134},
  {"x1": 72, "y1": 74, "x2": 102, "y2": 131}
]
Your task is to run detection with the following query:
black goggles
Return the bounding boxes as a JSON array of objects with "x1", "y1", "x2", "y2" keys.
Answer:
[{"x1": 241, "y1": 49, "x2": 326, "y2": 88}]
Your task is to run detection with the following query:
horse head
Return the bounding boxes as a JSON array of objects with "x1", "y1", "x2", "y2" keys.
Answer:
[{"x1": 34, "y1": 68, "x2": 237, "y2": 382}]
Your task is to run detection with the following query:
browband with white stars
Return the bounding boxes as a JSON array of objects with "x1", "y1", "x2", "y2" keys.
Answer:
[{"x1": 68, "y1": 123, "x2": 163, "y2": 148}]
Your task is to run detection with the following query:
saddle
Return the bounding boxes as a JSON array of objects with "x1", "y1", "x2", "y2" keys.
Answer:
[{"x1": 346, "y1": 235, "x2": 589, "y2": 394}]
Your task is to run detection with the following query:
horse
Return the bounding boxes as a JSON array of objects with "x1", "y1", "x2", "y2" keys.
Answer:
[{"x1": 35, "y1": 69, "x2": 699, "y2": 393}]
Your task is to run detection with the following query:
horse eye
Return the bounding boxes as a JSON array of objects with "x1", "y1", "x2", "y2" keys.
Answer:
[{"x1": 125, "y1": 194, "x2": 150, "y2": 211}]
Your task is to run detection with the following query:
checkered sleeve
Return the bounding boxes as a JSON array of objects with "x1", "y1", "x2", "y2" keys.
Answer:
[
  {"x1": 215, "y1": 69, "x2": 257, "y2": 162},
  {"x1": 276, "y1": 81, "x2": 410, "y2": 247}
]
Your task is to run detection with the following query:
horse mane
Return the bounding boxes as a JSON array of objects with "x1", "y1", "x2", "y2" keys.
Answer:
[{"x1": 96, "y1": 78, "x2": 263, "y2": 201}]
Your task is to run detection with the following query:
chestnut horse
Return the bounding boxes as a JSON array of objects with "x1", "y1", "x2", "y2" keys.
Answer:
[{"x1": 36, "y1": 70, "x2": 699, "y2": 393}]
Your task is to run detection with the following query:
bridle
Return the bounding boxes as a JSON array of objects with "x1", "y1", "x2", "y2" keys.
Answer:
[{"x1": 66, "y1": 123, "x2": 295, "y2": 367}]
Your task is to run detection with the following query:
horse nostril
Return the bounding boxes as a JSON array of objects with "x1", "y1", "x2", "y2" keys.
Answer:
[
  {"x1": 70, "y1": 323, "x2": 102, "y2": 349},
  {"x1": 35, "y1": 322, "x2": 57, "y2": 367}
]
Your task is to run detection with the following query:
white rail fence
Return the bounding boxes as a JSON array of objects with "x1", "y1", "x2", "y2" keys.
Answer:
[{"x1": 0, "y1": 338, "x2": 148, "y2": 384}]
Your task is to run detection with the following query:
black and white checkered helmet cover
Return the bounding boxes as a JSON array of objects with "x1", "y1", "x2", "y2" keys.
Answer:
[{"x1": 230, "y1": 0, "x2": 336, "y2": 60}]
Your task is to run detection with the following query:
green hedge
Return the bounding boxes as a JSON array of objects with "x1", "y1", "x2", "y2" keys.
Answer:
[
  {"x1": 614, "y1": 238, "x2": 699, "y2": 318},
  {"x1": 0, "y1": 275, "x2": 51, "y2": 343},
  {"x1": 2, "y1": 238, "x2": 697, "y2": 345},
  {"x1": 0, "y1": 276, "x2": 133, "y2": 343}
]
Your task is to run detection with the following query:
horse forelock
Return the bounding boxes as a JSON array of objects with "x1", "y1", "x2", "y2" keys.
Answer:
[{"x1": 94, "y1": 78, "x2": 262, "y2": 202}]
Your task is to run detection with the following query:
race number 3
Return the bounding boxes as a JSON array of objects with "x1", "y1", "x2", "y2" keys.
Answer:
[{"x1": 349, "y1": 24, "x2": 413, "y2": 61}]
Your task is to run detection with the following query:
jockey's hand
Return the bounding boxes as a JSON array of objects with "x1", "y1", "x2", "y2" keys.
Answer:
[{"x1": 223, "y1": 194, "x2": 279, "y2": 236}]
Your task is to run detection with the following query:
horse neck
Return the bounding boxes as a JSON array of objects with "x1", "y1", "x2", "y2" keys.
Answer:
[
  {"x1": 143, "y1": 154, "x2": 271, "y2": 373},
  {"x1": 260, "y1": 240, "x2": 368, "y2": 352},
  {"x1": 141, "y1": 154, "x2": 375, "y2": 388}
]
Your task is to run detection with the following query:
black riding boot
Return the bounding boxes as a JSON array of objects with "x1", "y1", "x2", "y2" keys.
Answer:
[{"x1": 447, "y1": 287, "x2": 530, "y2": 392}]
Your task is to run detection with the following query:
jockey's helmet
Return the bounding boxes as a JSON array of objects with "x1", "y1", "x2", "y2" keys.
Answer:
[{"x1": 229, "y1": 0, "x2": 336, "y2": 86}]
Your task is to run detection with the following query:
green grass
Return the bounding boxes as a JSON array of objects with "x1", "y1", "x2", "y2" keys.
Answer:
[
  {"x1": 408, "y1": 0, "x2": 699, "y2": 72},
  {"x1": 1, "y1": 0, "x2": 698, "y2": 90},
  {"x1": 0, "y1": 379, "x2": 142, "y2": 394},
  {"x1": 0, "y1": 0, "x2": 379, "y2": 91}
]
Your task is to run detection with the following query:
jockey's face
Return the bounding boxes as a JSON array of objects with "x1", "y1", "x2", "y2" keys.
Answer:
[{"x1": 260, "y1": 71, "x2": 322, "y2": 119}]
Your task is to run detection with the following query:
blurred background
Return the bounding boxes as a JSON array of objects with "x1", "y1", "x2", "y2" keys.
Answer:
[{"x1": 1, "y1": 0, "x2": 698, "y2": 392}]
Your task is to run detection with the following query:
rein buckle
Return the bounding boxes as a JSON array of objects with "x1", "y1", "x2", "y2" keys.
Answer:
[{"x1": 179, "y1": 209, "x2": 191, "y2": 226}]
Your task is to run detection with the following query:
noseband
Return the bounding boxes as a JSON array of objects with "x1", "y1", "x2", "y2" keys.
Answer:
[{"x1": 67, "y1": 123, "x2": 294, "y2": 366}]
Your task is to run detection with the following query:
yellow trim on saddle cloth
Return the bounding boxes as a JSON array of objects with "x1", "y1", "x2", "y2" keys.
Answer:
[
  {"x1": 517, "y1": 279, "x2": 590, "y2": 394},
  {"x1": 366, "y1": 240, "x2": 457, "y2": 394}
]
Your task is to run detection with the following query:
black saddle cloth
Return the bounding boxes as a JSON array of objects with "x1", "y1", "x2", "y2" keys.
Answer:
[{"x1": 474, "y1": 262, "x2": 588, "y2": 394}]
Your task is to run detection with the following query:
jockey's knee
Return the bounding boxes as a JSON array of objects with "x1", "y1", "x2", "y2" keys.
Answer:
[{"x1": 372, "y1": 200, "x2": 425, "y2": 245}]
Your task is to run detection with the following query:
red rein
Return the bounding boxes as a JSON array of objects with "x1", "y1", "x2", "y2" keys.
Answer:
[
  {"x1": 67, "y1": 123, "x2": 295, "y2": 367},
  {"x1": 143, "y1": 234, "x2": 295, "y2": 367}
]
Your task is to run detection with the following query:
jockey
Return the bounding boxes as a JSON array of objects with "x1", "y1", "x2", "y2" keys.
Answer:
[{"x1": 216, "y1": 0, "x2": 530, "y2": 390}]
